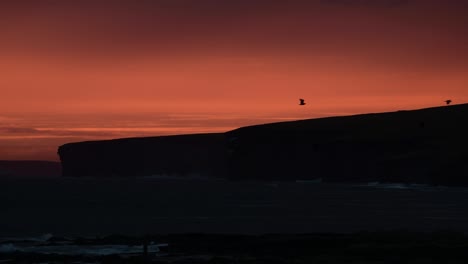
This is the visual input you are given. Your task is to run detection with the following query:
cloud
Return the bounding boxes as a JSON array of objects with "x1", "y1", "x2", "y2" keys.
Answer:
[
  {"x1": 0, "y1": 0, "x2": 467, "y2": 116},
  {"x1": 0, "y1": 111, "x2": 310, "y2": 141},
  {"x1": 1, "y1": 0, "x2": 466, "y2": 72},
  {"x1": 0, "y1": 116, "x2": 17, "y2": 122},
  {"x1": 0, "y1": 127, "x2": 41, "y2": 134},
  {"x1": 0, "y1": 126, "x2": 117, "y2": 138},
  {"x1": 320, "y1": 0, "x2": 410, "y2": 7}
]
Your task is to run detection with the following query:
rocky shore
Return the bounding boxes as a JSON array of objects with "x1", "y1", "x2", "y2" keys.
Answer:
[{"x1": 2, "y1": 232, "x2": 468, "y2": 263}]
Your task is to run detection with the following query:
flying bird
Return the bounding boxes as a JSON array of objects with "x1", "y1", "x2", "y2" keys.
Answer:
[
  {"x1": 445, "y1": 99, "x2": 452, "y2": 105},
  {"x1": 299, "y1": 99, "x2": 306, "y2": 106}
]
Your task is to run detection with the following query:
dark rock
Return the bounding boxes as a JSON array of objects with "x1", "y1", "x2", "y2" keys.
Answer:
[
  {"x1": 58, "y1": 133, "x2": 227, "y2": 178},
  {"x1": 226, "y1": 104, "x2": 468, "y2": 185},
  {"x1": 58, "y1": 104, "x2": 468, "y2": 186}
]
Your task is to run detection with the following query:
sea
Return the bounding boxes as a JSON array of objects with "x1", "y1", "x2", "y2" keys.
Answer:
[{"x1": 2, "y1": 176, "x2": 468, "y2": 239}]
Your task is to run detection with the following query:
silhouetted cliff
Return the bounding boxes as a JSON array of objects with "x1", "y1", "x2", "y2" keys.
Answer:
[
  {"x1": 58, "y1": 133, "x2": 227, "y2": 178},
  {"x1": 226, "y1": 104, "x2": 468, "y2": 185},
  {"x1": 58, "y1": 104, "x2": 468, "y2": 185}
]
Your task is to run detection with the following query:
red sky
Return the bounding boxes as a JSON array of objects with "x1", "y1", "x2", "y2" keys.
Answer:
[{"x1": 1, "y1": 0, "x2": 468, "y2": 161}]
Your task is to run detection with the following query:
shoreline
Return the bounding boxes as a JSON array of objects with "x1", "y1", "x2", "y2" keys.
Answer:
[{"x1": 2, "y1": 231, "x2": 468, "y2": 263}]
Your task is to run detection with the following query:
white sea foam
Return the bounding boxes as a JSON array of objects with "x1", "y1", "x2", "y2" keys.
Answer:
[
  {"x1": 0, "y1": 244, "x2": 17, "y2": 253},
  {"x1": 361, "y1": 182, "x2": 435, "y2": 190},
  {"x1": 0, "y1": 243, "x2": 168, "y2": 256},
  {"x1": 0, "y1": 233, "x2": 168, "y2": 256},
  {"x1": 296, "y1": 178, "x2": 322, "y2": 184},
  {"x1": 0, "y1": 233, "x2": 54, "y2": 244}
]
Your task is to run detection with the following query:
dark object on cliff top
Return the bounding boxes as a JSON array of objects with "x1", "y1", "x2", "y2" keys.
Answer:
[
  {"x1": 446, "y1": 99, "x2": 452, "y2": 105},
  {"x1": 58, "y1": 103, "x2": 468, "y2": 186},
  {"x1": 299, "y1": 98, "x2": 306, "y2": 105}
]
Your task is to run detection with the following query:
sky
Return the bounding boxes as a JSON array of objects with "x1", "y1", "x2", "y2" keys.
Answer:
[{"x1": 1, "y1": 0, "x2": 467, "y2": 161}]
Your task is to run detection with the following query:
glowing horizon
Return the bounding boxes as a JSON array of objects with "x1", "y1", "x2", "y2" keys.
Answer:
[{"x1": 1, "y1": 0, "x2": 467, "y2": 160}]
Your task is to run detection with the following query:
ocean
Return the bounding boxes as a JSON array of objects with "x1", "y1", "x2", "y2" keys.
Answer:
[{"x1": 1, "y1": 177, "x2": 468, "y2": 238}]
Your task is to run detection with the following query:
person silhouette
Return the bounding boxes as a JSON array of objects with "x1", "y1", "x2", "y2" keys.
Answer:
[
  {"x1": 445, "y1": 100, "x2": 452, "y2": 105},
  {"x1": 299, "y1": 99, "x2": 306, "y2": 106}
]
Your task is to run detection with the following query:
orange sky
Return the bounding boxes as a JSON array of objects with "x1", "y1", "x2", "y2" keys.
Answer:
[{"x1": 1, "y1": 0, "x2": 468, "y2": 161}]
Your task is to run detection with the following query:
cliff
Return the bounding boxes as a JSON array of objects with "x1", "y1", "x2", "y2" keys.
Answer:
[
  {"x1": 58, "y1": 133, "x2": 227, "y2": 178},
  {"x1": 226, "y1": 104, "x2": 468, "y2": 185},
  {"x1": 58, "y1": 104, "x2": 468, "y2": 185}
]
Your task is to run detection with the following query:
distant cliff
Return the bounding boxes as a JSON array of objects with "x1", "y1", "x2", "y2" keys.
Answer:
[
  {"x1": 58, "y1": 104, "x2": 468, "y2": 185},
  {"x1": 226, "y1": 104, "x2": 468, "y2": 185},
  {"x1": 58, "y1": 133, "x2": 227, "y2": 178}
]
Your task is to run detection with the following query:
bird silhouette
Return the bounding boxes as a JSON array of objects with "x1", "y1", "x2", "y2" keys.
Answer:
[
  {"x1": 299, "y1": 99, "x2": 306, "y2": 106},
  {"x1": 445, "y1": 99, "x2": 452, "y2": 105}
]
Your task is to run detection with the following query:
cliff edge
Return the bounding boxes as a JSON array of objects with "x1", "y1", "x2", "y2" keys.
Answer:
[
  {"x1": 58, "y1": 133, "x2": 227, "y2": 178},
  {"x1": 58, "y1": 104, "x2": 468, "y2": 185}
]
